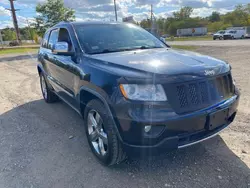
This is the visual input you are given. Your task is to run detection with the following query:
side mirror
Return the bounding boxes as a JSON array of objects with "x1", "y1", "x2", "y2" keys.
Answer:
[{"x1": 52, "y1": 42, "x2": 74, "y2": 56}]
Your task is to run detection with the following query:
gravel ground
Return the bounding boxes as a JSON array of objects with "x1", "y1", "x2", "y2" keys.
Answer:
[
  {"x1": 0, "y1": 47, "x2": 249, "y2": 188},
  {"x1": 168, "y1": 39, "x2": 250, "y2": 47}
]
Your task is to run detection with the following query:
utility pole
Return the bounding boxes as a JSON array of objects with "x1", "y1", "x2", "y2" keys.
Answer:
[
  {"x1": 114, "y1": 0, "x2": 118, "y2": 21},
  {"x1": 0, "y1": 30, "x2": 4, "y2": 49},
  {"x1": 151, "y1": 4, "x2": 153, "y2": 27},
  {"x1": 6, "y1": 0, "x2": 21, "y2": 44}
]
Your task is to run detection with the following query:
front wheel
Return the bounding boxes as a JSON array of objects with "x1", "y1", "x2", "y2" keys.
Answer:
[{"x1": 84, "y1": 99, "x2": 127, "y2": 166}]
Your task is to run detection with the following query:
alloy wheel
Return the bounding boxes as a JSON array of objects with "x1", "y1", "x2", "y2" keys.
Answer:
[
  {"x1": 41, "y1": 76, "x2": 48, "y2": 100},
  {"x1": 87, "y1": 110, "x2": 108, "y2": 156}
]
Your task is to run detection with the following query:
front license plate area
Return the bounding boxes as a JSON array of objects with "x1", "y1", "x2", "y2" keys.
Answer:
[{"x1": 206, "y1": 109, "x2": 229, "y2": 131}]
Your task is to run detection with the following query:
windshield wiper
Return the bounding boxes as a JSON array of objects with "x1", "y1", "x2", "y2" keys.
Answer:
[
  {"x1": 90, "y1": 49, "x2": 123, "y2": 55},
  {"x1": 139, "y1": 46, "x2": 163, "y2": 49},
  {"x1": 89, "y1": 46, "x2": 164, "y2": 55}
]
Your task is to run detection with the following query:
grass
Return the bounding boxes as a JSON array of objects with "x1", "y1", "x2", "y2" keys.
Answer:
[
  {"x1": 171, "y1": 45, "x2": 198, "y2": 51},
  {"x1": 0, "y1": 48, "x2": 39, "y2": 55},
  {"x1": 167, "y1": 35, "x2": 212, "y2": 41}
]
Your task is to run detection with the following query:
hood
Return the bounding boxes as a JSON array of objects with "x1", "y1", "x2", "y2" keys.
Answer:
[
  {"x1": 90, "y1": 48, "x2": 230, "y2": 77},
  {"x1": 214, "y1": 33, "x2": 223, "y2": 36}
]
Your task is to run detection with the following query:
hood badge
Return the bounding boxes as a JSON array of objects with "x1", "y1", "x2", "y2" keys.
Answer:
[{"x1": 204, "y1": 70, "x2": 215, "y2": 76}]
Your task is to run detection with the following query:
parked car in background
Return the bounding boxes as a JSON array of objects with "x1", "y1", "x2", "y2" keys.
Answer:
[
  {"x1": 245, "y1": 26, "x2": 250, "y2": 38},
  {"x1": 38, "y1": 21, "x2": 240, "y2": 166},
  {"x1": 223, "y1": 29, "x2": 246, "y2": 39},
  {"x1": 9, "y1": 40, "x2": 19, "y2": 46},
  {"x1": 213, "y1": 30, "x2": 226, "y2": 40}
]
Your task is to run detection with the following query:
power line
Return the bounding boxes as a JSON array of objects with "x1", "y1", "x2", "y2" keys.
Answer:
[{"x1": 6, "y1": 0, "x2": 21, "y2": 44}]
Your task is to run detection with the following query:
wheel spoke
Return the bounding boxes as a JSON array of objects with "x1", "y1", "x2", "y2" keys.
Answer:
[
  {"x1": 98, "y1": 137, "x2": 105, "y2": 155},
  {"x1": 92, "y1": 142, "x2": 100, "y2": 154},
  {"x1": 89, "y1": 113, "x2": 97, "y2": 127},
  {"x1": 99, "y1": 131, "x2": 108, "y2": 145},
  {"x1": 95, "y1": 113, "x2": 103, "y2": 128},
  {"x1": 89, "y1": 130, "x2": 98, "y2": 141}
]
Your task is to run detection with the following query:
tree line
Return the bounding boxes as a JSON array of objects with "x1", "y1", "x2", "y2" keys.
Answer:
[
  {"x1": 1, "y1": 0, "x2": 250, "y2": 42},
  {"x1": 140, "y1": 4, "x2": 250, "y2": 35}
]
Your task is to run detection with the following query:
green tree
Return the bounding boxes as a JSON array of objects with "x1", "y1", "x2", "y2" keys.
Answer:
[
  {"x1": 2, "y1": 28, "x2": 16, "y2": 41},
  {"x1": 173, "y1": 7, "x2": 193, "y2": 20},
  {"x1": 33, "y1": 0, "x2": 75, "y2": 36},
  {"x1": 209, "y1": 12, "x2": 220, "y2": 22},
  {"x1": 140, "y1": 19, "x2": 151, "y2": 29}
]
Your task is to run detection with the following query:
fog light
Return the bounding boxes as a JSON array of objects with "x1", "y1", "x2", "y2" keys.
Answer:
[{"x1": 144, "y1": 125, "x2": 152, "y2": 133}]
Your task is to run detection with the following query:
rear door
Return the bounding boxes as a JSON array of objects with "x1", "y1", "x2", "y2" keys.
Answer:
[
  {"x1": 38, "y1": 31, "x2": 51, "y2": 76},
  {"x1": 47, "y1": 29, "x2": 60, "y2": 84}
]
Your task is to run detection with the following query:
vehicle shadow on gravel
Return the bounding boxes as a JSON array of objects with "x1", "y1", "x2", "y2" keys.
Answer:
[
  {"x1": 0, "y1": 54, "x2": 37, "y2": 63},
  {"x1": 0, "y1": 100, "x2": 249, "y2": 188}
]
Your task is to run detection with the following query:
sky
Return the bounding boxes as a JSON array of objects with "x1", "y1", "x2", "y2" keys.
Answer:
[{"x1": 0, "y1": 0, "x2": 249, "y2": 29}]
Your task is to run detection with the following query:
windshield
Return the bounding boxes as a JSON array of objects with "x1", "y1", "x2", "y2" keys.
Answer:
[{"x1": 74, "y1": 24, "x2": 165, "y2": 54}]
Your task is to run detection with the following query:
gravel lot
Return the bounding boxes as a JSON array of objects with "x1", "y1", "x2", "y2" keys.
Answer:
[
  {"x1": 0, "y1": 47, "x2": 249, "y2": 188},
  {"x1": 168, "y1": 39, "x2": 250, "y2": 47}
]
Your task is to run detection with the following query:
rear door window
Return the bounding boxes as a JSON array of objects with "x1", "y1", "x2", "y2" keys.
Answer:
[{"x1": 48, "y1": 29, "x2": 59, "y2": 50}]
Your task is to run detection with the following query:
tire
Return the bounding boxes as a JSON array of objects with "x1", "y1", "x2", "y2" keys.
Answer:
[
  {"x1": 219, "y1": 36, "x2": 223, "y2": 40},
  {"x1": 39, "y1": 73, "x2": 59, "y2": 103},
  {"x1": 231, "y1": 36, "x2": 234, "y2": 40},
  {"x1": 84, "y1": 99, "x2": 127, "y2": 166}
]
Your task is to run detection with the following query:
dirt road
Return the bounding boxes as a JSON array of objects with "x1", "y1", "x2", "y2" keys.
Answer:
[{"x1": 0, "y1": 48, "x2": 249, "y2": 188}]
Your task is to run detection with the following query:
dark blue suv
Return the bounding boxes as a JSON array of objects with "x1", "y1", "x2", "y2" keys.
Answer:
[{"x1": 38, "y1": 21, "x2": 240, "y2": 166}]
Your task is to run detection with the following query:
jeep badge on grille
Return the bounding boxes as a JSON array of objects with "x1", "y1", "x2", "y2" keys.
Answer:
[{"x1": 204, "y1": 70, "x2": 215, "y2": 76}]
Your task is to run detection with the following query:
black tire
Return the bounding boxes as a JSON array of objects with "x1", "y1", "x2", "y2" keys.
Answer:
[
  {"x1": 39, "y1": 73, "x2": 59, "y2": 103},
  {"x1": 84, "y1": 99, "x2": 127, "y2": 166},
  {"x1": 219, "y1": 36, "x2": 223, "y2": 40}
]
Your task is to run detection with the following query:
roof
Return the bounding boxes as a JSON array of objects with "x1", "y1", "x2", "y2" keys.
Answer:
[
  {"x1": 55, "y1": 21, "x2": 124, "y2": 27},
  {"x1": 71, "y1": 21, "x2": 124, "y2": 26}
]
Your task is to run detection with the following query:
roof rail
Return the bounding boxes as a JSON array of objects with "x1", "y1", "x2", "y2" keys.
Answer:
[{"x1": 53, "y1": 21, "x2": 69, "y2": 27}]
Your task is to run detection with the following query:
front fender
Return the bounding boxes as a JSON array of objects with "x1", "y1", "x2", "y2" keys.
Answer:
[{"x1": 77, "y1": 85, "x2": 123, "y2": 142}]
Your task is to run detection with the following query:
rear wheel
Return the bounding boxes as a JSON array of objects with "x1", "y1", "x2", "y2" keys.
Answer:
[
  {"x1": 39, "y1": 73, "x2": 59, "y2": 103},
  {"x1": 219, "y1": 36, "x2": 223, "y2": 40},
  {"x1": 84, "y1": 99, "x2": 127, "y2": 166}
]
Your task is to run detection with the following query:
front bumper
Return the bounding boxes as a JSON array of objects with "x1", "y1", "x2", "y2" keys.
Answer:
[
  {"x1": 213, "y1": 35, "x2": 222, "y2": 40},
  {"x1": 111, "y1": 94, "x2": 239, "y2": 156}
]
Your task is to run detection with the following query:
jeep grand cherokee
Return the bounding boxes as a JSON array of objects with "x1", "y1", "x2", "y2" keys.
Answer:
[{"x1": 37, "y1": 22, "x2": 240, "y2": 166}]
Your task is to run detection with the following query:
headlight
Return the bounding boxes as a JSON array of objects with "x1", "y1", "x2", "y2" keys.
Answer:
[{"x1": 119, "y1": 84, "x2": 167, "y2": 101}]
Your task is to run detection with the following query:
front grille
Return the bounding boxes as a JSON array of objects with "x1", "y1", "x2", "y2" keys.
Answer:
[{"x1": 166, "y1": 74, "x2": 234, "y2": 114}]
